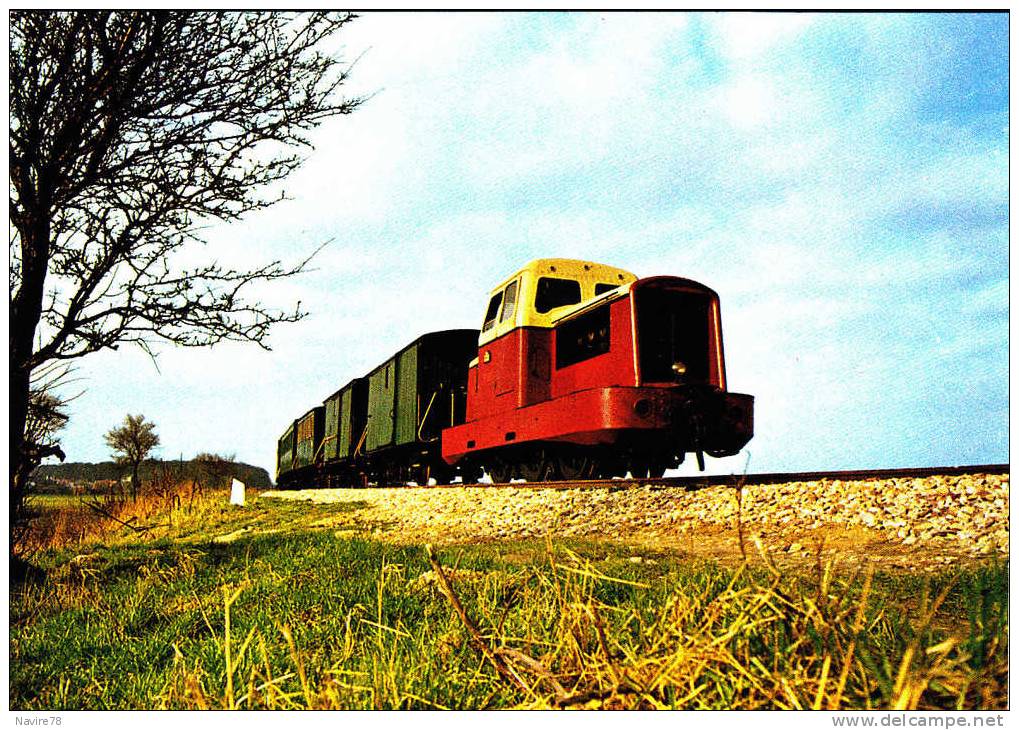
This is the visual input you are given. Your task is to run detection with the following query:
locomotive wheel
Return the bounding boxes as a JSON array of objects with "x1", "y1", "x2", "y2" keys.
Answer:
[
  {"x1": 487, "y1": 462, "x2": 513, "y2": 484},
  {"x1": 519, "y1": 450, "x2": 556, "y2": 482},
  {"x1": 518, "y1": 462, "x2": 543, "y2": 482},
  {"x1": 556, "y1": 453, "x2": 595, "y2": 481}
]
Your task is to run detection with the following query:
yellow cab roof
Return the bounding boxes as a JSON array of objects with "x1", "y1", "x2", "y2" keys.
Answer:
[{"x1": 478, "y1": 258, "x2": 638, "y2": 347}]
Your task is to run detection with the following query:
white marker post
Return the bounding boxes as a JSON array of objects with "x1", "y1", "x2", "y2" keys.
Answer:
[{"x1": 230, "y1": 478, "x2": 246, "y2": 506}]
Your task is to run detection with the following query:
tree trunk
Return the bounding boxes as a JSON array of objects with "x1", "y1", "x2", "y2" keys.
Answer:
[
  {"x1": 9, "y1": 365, "x2": 31, "y2": 551},
  {"x1": 131, "y1": 464, "x2": 140, "y2": 501},
  {"x1": 9, "y1": 210, "x2": 51, "y2": 554}
]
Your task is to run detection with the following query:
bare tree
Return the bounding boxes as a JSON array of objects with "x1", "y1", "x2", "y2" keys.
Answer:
[
  {"x1": 9, "y1": 11, "x2": 364, "y2": 546},
  {"x1": 105, "y1": 414, "x2": 160, "y2": 500}
]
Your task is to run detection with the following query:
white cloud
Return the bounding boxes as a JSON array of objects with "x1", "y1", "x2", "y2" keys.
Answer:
[
  {"x1": 453, "y1": 15, "x2": 693, "y2": 184},
  {"x1": 715, "y1": 73, "x2": 779, "y2": 129},
  {"x1": 709, "y1": 12, "x2": 818, "y2": 64}
]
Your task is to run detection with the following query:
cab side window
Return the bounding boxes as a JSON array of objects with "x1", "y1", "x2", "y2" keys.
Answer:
[
  {"x1": 535, "y1": 277, "x2": 581, "y2": 314},
  {"x1": 482, "y1": 291, "x2": 503, "y2": 332},
  {"x1": 499, "y1": 280, "x2": 518, "y2": 323},
  {"x1": 556, "y1": 304, "x2": 611, "y2": 369},
  {"x1": 595, "y1": 283, "x2": 619, "y2": 296}
]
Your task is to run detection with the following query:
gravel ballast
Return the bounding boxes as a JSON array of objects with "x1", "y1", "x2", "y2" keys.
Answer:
[{"x1": 263, "y1": 471, "x2": 1008, "y2": 569}]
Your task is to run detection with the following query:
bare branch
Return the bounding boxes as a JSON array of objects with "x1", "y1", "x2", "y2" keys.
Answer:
[
  {"x1": 12, "y1": 11, "x2": 362, "y2": 367},
  {"x1": 10, "y1": 11, "x2": 365, "y2": 542}
]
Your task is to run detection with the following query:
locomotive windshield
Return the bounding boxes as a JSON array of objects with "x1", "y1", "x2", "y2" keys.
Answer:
[
  {"x1": 535, "y1": 277, "x2": 582, "y2": 313},
  {"x1": 636, "y1": 288, "x2": 712, "y2": 385},
  {"x1": 482, "y1": 291, "x2": 503, "y2": 332}
]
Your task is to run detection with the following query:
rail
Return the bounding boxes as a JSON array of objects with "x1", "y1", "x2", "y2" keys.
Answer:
[{"x1": 474, "y1": 464, "x2": 1010, "y2": 490}]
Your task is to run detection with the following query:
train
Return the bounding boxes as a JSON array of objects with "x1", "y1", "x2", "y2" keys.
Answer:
[{"x1": 275, "y1": 258, "x2": 754, "y2": 487}]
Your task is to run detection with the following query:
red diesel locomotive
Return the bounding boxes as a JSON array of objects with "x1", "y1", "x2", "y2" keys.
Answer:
[{"x1": 275, "y1": 259, "x2": 753, "y2": 487}]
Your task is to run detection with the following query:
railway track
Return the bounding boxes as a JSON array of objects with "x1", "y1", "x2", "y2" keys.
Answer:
[{"x1": 478, "y1": 463, "x2": 1010, "y2": 491}]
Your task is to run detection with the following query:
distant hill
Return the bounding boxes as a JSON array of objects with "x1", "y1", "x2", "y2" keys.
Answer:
[{"x1": 33, "y1": 459, "x2": 273, "y2": 491}]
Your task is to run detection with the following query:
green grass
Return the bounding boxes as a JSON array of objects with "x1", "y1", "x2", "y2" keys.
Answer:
[
  {"x1": 10, "y1": 494, "x2": 1009, "y2": 710},
  {"x1": 25, "y1": 493, "x2": 87, "y2": 510}
]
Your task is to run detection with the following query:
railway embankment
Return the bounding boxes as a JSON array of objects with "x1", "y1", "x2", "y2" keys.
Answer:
[{"x1": 264, "y1": 471, "x2": 1008, "y2": 569}]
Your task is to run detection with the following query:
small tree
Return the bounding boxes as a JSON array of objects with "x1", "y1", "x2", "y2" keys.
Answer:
[{"x1": 105, "y1": 414, "x2": 160, "y2": 500}]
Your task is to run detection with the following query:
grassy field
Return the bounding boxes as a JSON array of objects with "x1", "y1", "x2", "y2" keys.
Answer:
[
  {"x1": 24, "y1": 493, "x2": 87, "y2": 510},
  {"x1": 10, "y1": 488, "x2": 1008, "y2": 710}
]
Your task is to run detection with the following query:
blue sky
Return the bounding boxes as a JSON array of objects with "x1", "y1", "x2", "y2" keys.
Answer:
[{"x1": 58, "y1": 12, "x2": 1008, "y2": 478}]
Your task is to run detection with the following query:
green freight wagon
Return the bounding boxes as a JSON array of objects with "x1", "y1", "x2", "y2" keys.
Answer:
[
  {"x1": 276, "y1": 420, "x2": 298, "y2": 486},
  {"x1": 324, "y1": 378, "x2": 369, "y2": 461},
  {"x1": 363, "y1": 329, "x2": 479, "y2": 483},
  {"x1": 294, "y1": 406, "x2": 325, "y2": 473}
]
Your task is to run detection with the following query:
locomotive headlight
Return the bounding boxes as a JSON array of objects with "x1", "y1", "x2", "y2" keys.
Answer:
[{"x1": 671, "y1": 361, "x2": 687, "y2": 376}]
